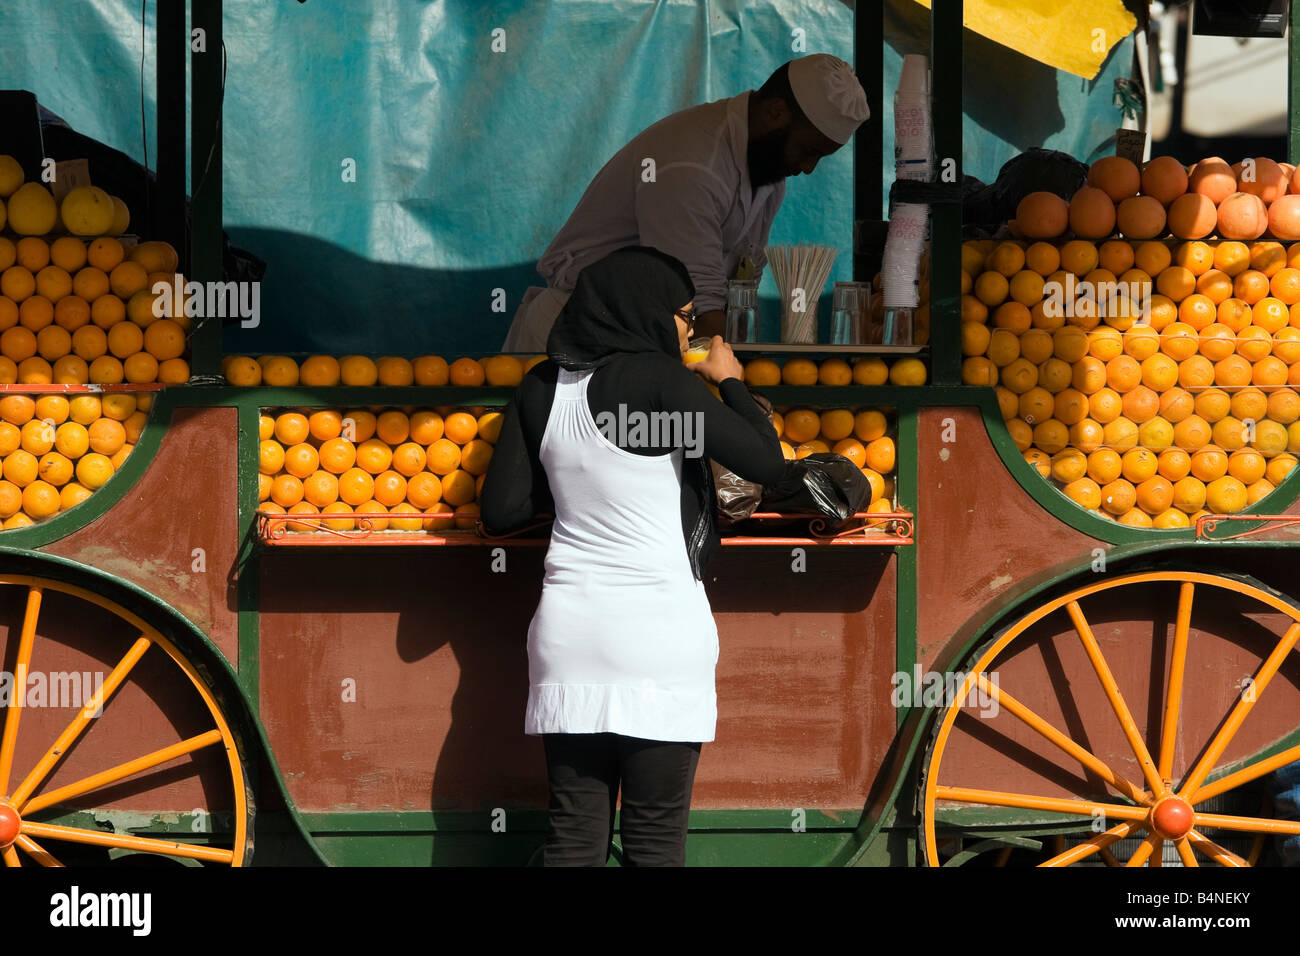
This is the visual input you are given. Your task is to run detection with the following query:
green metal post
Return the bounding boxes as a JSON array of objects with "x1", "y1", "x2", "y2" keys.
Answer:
[{"x1": 191, "y1": 0, "x2": 223, "y2": 379}]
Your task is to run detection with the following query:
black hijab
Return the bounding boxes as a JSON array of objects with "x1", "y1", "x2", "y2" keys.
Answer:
[
  {"x1": 547, "y1": 245, "x2": 694, "y2": 369},
  {"x1": 544, "y1": 245, "x2": 720, "y2": 579}
]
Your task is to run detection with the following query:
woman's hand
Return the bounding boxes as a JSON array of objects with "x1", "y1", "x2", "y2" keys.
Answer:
[{"x1": 689, "y1": 336, "x2": 744, "y2": 386}]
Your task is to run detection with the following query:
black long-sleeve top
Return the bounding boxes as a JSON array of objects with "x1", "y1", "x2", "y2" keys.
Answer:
[{"x1": 480, "y1": 352, "x2": 788, "y2": 537}]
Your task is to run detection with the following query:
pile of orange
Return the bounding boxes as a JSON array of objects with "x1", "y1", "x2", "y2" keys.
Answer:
[
  {"x1": 1, "y1": 159, "x2": 190, "y2": 386},
  {"x1": 256, "y1": 405, "x2": 503, "y2": 532},
  {"x1": 224, "y1": 353, "x2": 537, "y2": 389},
  {"x1": 775, "y1": 406, "x2": 898, "y2": 513},
  {"x1": 1015, "y1": 154, "x2": 1300, "y2": 243},
  {"x1": 0, "y1": 391, "x2": 149, "y2": 529},
  {"x1": 963, "y1": 236, "x2": 1300, "y2": 526},
  {"x1": 743, "y1": 355, "x2": 928, "y2": 388}
]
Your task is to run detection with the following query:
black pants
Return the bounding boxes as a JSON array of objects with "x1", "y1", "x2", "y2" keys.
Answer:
[{"x1": 541, "y1": 733, "x2": 703, "y2": 867}]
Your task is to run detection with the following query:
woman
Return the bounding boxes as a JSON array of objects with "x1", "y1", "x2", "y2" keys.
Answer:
[{"x1": 481, "y1": 245, "x2": 787, "y2": 866}]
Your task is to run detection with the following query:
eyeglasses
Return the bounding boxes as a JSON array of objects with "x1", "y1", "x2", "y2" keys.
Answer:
[{"x1": 675, "y1": 308, "x2": 697, "y2": 332}]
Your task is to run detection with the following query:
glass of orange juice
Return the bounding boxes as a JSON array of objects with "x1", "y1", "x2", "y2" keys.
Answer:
[{"x1": 682, "y1": 337, "x2": 720, "y2": 398}]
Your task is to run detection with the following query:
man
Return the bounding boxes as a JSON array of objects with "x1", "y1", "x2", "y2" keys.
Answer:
[{"x1": 501, "y1": 53, "x2": 869, "y2": 350}]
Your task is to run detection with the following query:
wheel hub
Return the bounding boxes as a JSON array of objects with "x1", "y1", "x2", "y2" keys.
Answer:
[
  {"x1": 0, "y1": 803, "x2": 19, "y2": 848},
  {"x1": 1150, "y1": 796, "x2": 1194, "y2": 840}
]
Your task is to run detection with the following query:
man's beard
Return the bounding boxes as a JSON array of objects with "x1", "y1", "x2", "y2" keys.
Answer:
[{"x1": 747, "y1": 127, "x2": 790, "y2": 188}]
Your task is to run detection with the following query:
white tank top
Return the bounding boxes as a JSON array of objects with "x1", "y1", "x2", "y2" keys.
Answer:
[{"x1": 524, "y1": 367, "x2": 719, "y2": 742}]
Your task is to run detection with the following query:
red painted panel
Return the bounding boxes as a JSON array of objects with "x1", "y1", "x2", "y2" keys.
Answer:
[
  {"x1": 44, "y1": 407, "x2": 241, "y2": 669},
  {"x1": 260, "y1": 547, "x2": 896, "y2": 813},
  {"x1": 916, "y1": 407, "x2": 1106, "y2": 671}
]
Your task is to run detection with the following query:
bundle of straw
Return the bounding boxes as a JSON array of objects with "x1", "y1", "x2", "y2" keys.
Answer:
[{"x1": 765, "y1": 244, "x2": 838, "y2": 344}]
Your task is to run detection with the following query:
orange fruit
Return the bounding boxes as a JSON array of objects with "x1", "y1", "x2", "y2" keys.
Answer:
[
  {"x1": 1172, "y1": 476, "x2": 1207, "y2": 514},
  {"x1": 413, "y1": 355, "x2": 450, "y2": 386},
  {"x1": 477, "y1": 410, "x2": 504, "y2": 444},
  {"x1": 1135, "y1": 476, "x2": 1174, "y2": 515},
  {"x1": 406, "y1": 472, "x2": 443, "y2": 509},
  {"x1": 0, "y1": 266, "x2": 35, "y2": 303},
  {"x1": 853, "y1": 409, "x2": 887, "y2": 443},
  {"x1": 1158, "y1": 447, "x2": 1192, "y2": 481},
  {"x1": 338, "y1": 355, "x2": 378, "y2": 386},
  {"x1": 19, "y1": 418, "x2": 55, "y2": 455},
  {"x1": 1121, "y1": 447, "x2": 1159, "y2": 483},
  {"x1": 1103, "y1": 416, "x2": 1139, "y2": 452},
  {"x1": 961, "y1": 295, "x2": 989, "y2": 323},
  {"x1": 1100, "y1": 478, "x2": 1138, "y2": 515},
  {"x1": 783, "y1": 409, "x2": 820, "y2": 444},
  {"x1": 390, "y1": 442, "x2": 427, "y2": 477},
  {"x1": 73, "y1": 452, "x2": 113, "y2": 490},
  {"x1": 1088, "y1": 327, "x2": 1123, "y2": 362},
  {"x1": 283, "y1": 501, "x2": 320, "y2": 532},
  {"x1": 374, "y1": 410, "x2": 410, "y2": 446},
  {"x1": 308, "y1": 410, "x2": 343, "y2": 442},
  {"x1": 974, "y1": 271, "x2": 1009, "y2": 307},
  {"x1": 1177, "y1": 294, "x2": 1217, "y2": 330},
  {"x1": 1158, "y1": 387, "x2": 1195, "y2": 423},
  {"x1": 299, "y1": 355, "x2": 341, "y2": 386},
  {"x1": 440, "y1": 469, "x2": 476, "y2": 507},
  {"x1": 341, "y1": 410, "x2": 376, "y2": 443},
  {"x1": 1053, "y1": 389, "x2": 1089, "y2": 426},
  {"x1": 36, "y1": 451, "x2": 73, "y2": 487},
  {"x1": 355, "y1": 438, "x2": 393, "y2": 475},
  {"x1": 283, "y1": 443, "x2": 319, "y2": 479},
  {"x1": 864, "y1": 437, "x2": 896, "y2": 474},
  {"x1": 258, "y1": 439, "x2": 285, "y2": 475},
  {"x1": 337, "y1": 467, "x2": 375, "y2": 506},
  {"x1": 373, "y1": 471, "x2": 408, "y2": 508},
  {"x1": 1159, "y1": 322, "x2": 1199, "y2": 361},
  {"x1": 832, "y1": 438, "x2": 867, "y2": 468},
  {"x1": 54, "y1": 421, "x2": 90, "y2": 459},
  {"x1": 376, "y1": 356, "x2": 416, "y2": 386},
  {"x1": 273, "y1": 412, "x2": 309, "y2": 446},
  {"x1": 1120, "y1": 385, "x2": 1158, "y2": 423},
  {"x1": 1234, "y1": 270, "x2": 1270, "y2": 305},
  {"x1": 319, "y1": 501, "x2": 355, "y2": 531},
  {"x1": 409, "y1": 410, "x2": 445, "y2": 445},
  {"x1": 1194, "y1": 388, "x2": 1231, "y2": 423},
  {"x1": 1089, "y1": 387, "x2": 1122, "y2": 423},
  {"x1": 1117, "y1": 508, "x2": 1154, "y2": 528},
  {"x1": 1069, "y1": 418, "x2": 1105, "y2": 454},
  {"x1": 1267, "y1": 389, "x2": 1300, "y2": 424},
  {"x1": 1072, "y1": 356, "x2": 1107, "y2": 394},
  {"x1": 1227, "y1": 448, "x2": 1267, "y2": 484},
  {"x1": 21, "y1": 480, "x2": 60, "y2": 519},
  {"x1": 1190, "y1": 446, "x2": 1229, "y2": 482},
  {"x1": 1157, "y1": 266, "x2": 1196, "y2": 302},
  {"x1": 744, "y1": 358, "x2": 781, "y2": 386},
  {"x1": 303, "y1": 470, "x2": 339, "y2": 507},
  {"x1": 1214, "y1": 354, "x2": 1253, "y2": 388},
  {"x1": 1062, "y1": 476, "x2": 1102, "y2": 510},
  {"x1": 818, "y1": 358, "x2": 852, "y2": 386},
  {"x1": 449, "y1": 357, "x2": 486, "y2": 387},
  {"x1": 962, "y1": 356, "x2": 997, "y2": 386},
  {"x1": 852, "y1": 357, "x2": 889, "y2": 385},
  {"x1": 1211, "y1": 416, "x2": 1249, "y2": 451},
  {"x1": 1175, "y1": 241, "x2": 1214, "y2": 276},
  {"x1": 1231, "y1": 387, "x2": 1269, "y2": 423},
  {"x1": 318, "y1": 437, "x2": 356, "y2": 474},
  {"x1": 426, "y1": 438, "x2": 462, "y2": 475},
  {"x1": 1196, "y1": 269, "x2": 1234, "y2": 304},
  {"x1": 1266, "y1": 453, "x2": 1297, "y2": 484},
  {"x1": 1251, "y1": 241, "x2": 1287, "y2": 276},
  {"x1": 1204, "y1": 475, "x2": 1248, "y2": 513},
  {"x1": 0, "y1": 394, "x2": 35, "y2": 426},
  {"x1": 0, "y1": 480, "x2": 21, "y2": 518},
  {"x1": 443, "y1": 411, "x2": 478, "y2": 445},
  {"x1": 1086, "y1": 448, "x2": 1122, "y2": 484},
  {"x1": 271, "y1": 474, "x2": 305, "y2": 508},
  {"x1": 1105, "y1": 355, "x2": 1142, "y2": 393},
  {"x1": 1252, "y1": 297, "x2": 1290, "y2": 334}
]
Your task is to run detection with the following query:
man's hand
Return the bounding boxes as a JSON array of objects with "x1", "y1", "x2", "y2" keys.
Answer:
[
  {"x1": 695, "y1": 309, "x2": 726, "y2": 340},
  {"x1": 689, "y1": 336, "x2": 744, "y2": 386}
]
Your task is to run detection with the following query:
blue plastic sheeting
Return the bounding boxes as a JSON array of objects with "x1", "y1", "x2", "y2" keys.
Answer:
[{"x1": 3, "y1": 1, "x2": 1132, "y2": 355}]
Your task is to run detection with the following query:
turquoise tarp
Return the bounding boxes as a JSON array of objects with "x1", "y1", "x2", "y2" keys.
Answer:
[{"x1": 1, "y1": 0, "x2": 1133, "y2": 354}]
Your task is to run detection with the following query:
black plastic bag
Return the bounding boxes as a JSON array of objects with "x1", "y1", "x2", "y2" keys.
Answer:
[
  {"x1": 760, "y1": 453, "x2": 870, "y2": 521},
  {"x1": 711, "y1": 391, "x2": 775, "y2": 523}
]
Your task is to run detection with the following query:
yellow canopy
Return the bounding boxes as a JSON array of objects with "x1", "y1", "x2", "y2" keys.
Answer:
[{"x1": 912, "y1": 0, "x2": 1137, "y2": 80}]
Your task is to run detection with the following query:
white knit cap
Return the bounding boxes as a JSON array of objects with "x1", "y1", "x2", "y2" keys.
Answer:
[{"x1": 787, "y1": 54, "x2": 869, "y2": 145}]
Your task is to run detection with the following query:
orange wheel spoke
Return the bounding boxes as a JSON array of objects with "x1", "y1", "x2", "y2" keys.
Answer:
[
  {"x1": 1193, "y1": 811, "x2": 1300, "y2": 836},
  {"x1": 1099, "y1": 846, "x2": 1121, "y2": 867},
  {"x1": 2, "y1": 844, "x2": 20, "y2": 866},
  {"x1": 0, "y1": 587, "x2": 43, "y2": 796},
  {"x1": 976, "y1": 675, "x2": 1147, "y2": 804},
  {"x1": 1174, "y1": 837, "x2": 1199, "y2": 867},
  {"x1": 1068, "y1": 601, "x2": 1167, "y2": 797},
  {"x1": 9, "y1": 635, "x2": 151, "y2": 808},
  {"x1": 1187, "y1": 829, "x2": 1248, "y2": 867},
  {"x1": 1127, "y1": 835, "x2": 1158, "y2": 867},
  {"x1": 22, "y1": 820, "x2": 234, "y2": 864},
  {"x1": 1195, "y1": 742, "x2": 1300, "y2": 804},
  {"x1": 1181, "y1": 622, "x2": 1300, "y2": 800},
  {"x1": 15, "y1": 834, "x2": 62, "y2": 867},
  {"x1": 1039, "y1": 821, "x2": 1138, "y2": 867},
  {"x1": 935, "y1": 785, "x2": 1148, "y2": 822},
  {"x1": 21, "y1": 729, "x2": 224, "y2": 815},
  {"x1": 1158, "y1": 583, "x2": 1194, "y2": 781}
]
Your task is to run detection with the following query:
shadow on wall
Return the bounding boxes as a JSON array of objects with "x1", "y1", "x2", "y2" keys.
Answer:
[
  {"x1": 222, "y1": 228, "x2": 541, "y2": 357},
  {"x1": 222, "y1": 227, "x2": 836, "y2": 356}
]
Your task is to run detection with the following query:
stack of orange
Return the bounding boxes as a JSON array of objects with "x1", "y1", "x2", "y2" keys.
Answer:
[
  {"x1": 224, "y1": 353, "x2": 538, "y2": 388},
  {"x1": 775, "y1": 406, "x2": 898, "y2": 514},
  {"x1": 256, "y1": 405, "x2": 503, "y2": 532},
  {"x1": 0, "y1": 391, "x2": 148, "y2": 529},
  {"x1": 1015, "y1": 153, "x2": 1300, "y2": 242},
  {"x1": 0, "y1": 158, "x2": 191, "y2": 386},
  {"x1": 743, "y1": 355, "x2": 928, "y2": 388},
  {"x1": 963, "y1": 236, "x2": 1300, "y2": 527}
]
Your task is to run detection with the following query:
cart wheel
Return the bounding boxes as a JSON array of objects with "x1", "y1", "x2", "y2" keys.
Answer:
[
  {"x1": 920, "y1": 570, "x2": 1300, "y2": 867},
  {"x1": 0, "y1": 576, "x2": 250, "y2": 867}
]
